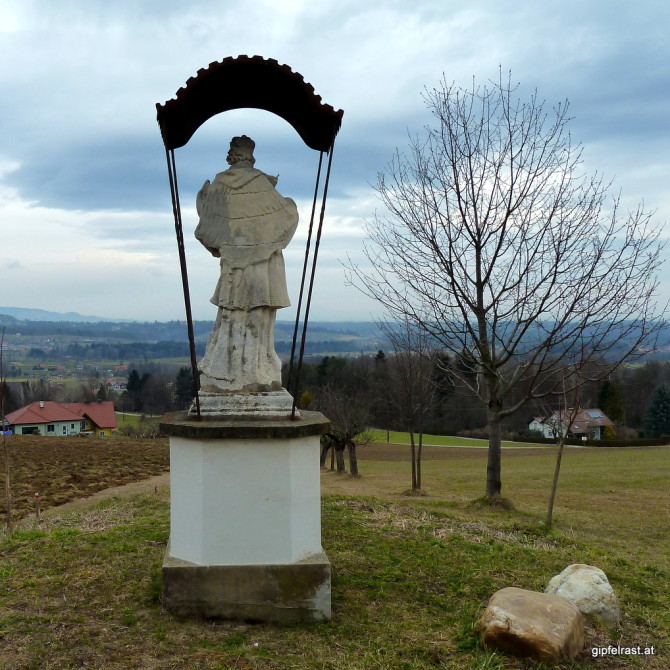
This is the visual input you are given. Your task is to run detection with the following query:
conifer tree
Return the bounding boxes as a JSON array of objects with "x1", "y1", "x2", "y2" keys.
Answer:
[
  {"x1": 644, "y1": 384, "x2": 670, "y2": 437},
  {"x1": 598, "y1": 380, "x2": 625, "y2": 424}
]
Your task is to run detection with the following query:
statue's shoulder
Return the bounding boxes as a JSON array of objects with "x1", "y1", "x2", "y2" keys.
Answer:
[{"x1": 213, "y1": 167, "x2": 275, "y2": 190}]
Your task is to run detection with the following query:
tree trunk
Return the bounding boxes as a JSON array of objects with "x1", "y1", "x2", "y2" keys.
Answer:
[
  {"x1": 409, "y1": 429, "x2": 417, "y2": 490},
  {"x1": 417, "y1": 432, "x2": 423, "y2": 490},
  {"x1": 319, "y1": 440, "x2": 330, "y2": 467},
  {"x1": 3, "y1": 434, "x2": 11, "y2": 530},
  {"x1": 335, "y1": 444, "x2": 346, "y2": 474},
  {"x1": 486, "y1": 409, "x2": 503, "y2": 498},
  {"x1": 1, "y1": 327, "x2": 11, "y2": 530},
  {"x1": 347, "y1": 440, "x2": 359, "y2": 477},
  {"x1": 546, "y1": 438, "x2": 566, "y2": 528}
]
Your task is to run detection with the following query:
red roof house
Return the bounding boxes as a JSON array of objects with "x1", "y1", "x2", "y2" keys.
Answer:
[
  {"x1": 70, "y1": 402, "x2": 117, "y2": 436},
  {"x1": 6, "y1": 401, "x2": 117, "y2": 437}
]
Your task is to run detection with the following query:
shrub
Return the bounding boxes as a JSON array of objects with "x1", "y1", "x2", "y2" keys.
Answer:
[
  {"x1": 456, "y1": 427, "x2": 489, "y2": 439},
  {"x1": 510, "y1": 434, "x2": 667, "y2": 447}
]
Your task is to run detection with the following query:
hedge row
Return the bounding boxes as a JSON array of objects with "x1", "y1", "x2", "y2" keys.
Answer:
[{"x1": 511, "y1": 435, "x2": 669, "y2": 448}]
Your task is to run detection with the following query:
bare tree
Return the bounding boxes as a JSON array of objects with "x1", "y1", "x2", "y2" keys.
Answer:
[
  {"x1": 378, "y1": 318, "x2": 437, "y2": 492},
  {"x1": 537, "y1": 372, "x2": 587, "y2": 529},
  {"x1": 347, "y1": 71, "x2": 665, "y2": 499},
  {"x1": 314, "y1": 385, "x2": 373, "y2": 477},
  {"x1": 1, "y1": 328, "x2": 12, "y2": 529}
]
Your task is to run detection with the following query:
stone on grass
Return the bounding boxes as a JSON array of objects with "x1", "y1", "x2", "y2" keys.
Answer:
[
  {"x1": 477, "y1": 587, "x2": 584, "y2": 664},
  {"x1": 545, "y1": 563, "x2": 620, "y2": 627}
]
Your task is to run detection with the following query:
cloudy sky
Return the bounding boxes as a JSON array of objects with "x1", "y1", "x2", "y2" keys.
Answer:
[{"x1": 1, "y1": 0, "x2": 669, "y2": 322}]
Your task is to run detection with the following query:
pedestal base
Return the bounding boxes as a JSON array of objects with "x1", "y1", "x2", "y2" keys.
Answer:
[
  {"x1": 191, "y1": 388, "x2": 297, "y2": 420},
  {"x1": 159, "y1": 411, "x2": 332, "y2": 623},
  {"x1": 162, "y1": 546, "x2": 331, "y2": 623}
]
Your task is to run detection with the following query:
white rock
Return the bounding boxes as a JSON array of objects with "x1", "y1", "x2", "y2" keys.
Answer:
[{"x1": 546, "y1": 564, "x2": 620, "y2": 627}]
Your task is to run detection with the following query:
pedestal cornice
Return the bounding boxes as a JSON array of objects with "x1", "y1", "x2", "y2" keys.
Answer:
[{"x1": 160, "y1": 409, "x2": 330, "y2": 440}]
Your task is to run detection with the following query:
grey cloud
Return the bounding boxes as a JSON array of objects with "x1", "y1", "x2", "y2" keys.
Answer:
[{"x1": 1, "y1": 114, "x2": 402, "y2": 214}]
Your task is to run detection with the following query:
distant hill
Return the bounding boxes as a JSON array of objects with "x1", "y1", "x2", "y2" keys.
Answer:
[
  {"x1": 0, "y1": 307, "x2": 126, "y2": 323},
  {"x1": 3, "y1": 310, "x2": 669, "y2": 362},
  {"x1": 274, "y1": 320, "x2": 383, "y2": 341},
  {"x1": 0, "y1": 312, "x2": 387, "y2": 355},
  {"x1": 0, "y1": 313, "x2": 22, "y2": 326}
]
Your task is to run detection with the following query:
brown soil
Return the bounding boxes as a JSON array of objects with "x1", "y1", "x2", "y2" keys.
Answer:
[{"x1": 0, "y1": 435, "x2": 169, "y2": 522}]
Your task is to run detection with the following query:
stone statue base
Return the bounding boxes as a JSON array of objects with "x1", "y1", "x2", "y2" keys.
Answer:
[
  {"x1": 162, "y1": 549, "x2": 331, "y2": 624},
  {"x1": 190, "y1": 388, "x2": 298, "y2": 419},
  {"x1": 159, "y1": 410, "x2": 331, "y2": 623}
]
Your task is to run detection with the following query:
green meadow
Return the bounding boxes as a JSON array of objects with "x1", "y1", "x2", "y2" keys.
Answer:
[{"x1": 1, "y1": 442, "x2": 668, "y2": 669}]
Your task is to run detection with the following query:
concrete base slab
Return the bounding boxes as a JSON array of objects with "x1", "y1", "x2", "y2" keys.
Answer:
[
  {"x1": 190, "y1": 388, "x2": 298, "y2": 420},
  {"x1": 162, "y1": 546, "x2": 331, "y2": 623}
]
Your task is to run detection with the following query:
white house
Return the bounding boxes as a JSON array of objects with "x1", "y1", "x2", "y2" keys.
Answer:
[{"x1": 529, "y1": 408, "x2": 614, "y2": 440}]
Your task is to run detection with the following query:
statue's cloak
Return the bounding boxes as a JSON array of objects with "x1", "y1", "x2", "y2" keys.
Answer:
[{"x1": 195, "y1": 167, "x2": 299, "y2": 310}]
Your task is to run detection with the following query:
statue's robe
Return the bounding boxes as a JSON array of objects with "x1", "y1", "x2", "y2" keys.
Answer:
[{"x1": 194, "y1": 167, "x2": 299, "y2": 392}]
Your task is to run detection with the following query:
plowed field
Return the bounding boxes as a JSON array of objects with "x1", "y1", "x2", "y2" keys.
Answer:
[{"x1": 0, "y1": 435, "x2": 169, "y2": 521}]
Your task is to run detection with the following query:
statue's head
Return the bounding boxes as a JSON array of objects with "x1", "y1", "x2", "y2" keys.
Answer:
[{"x1": 227, "y1": 135, "x2": 256, "y2": 168}]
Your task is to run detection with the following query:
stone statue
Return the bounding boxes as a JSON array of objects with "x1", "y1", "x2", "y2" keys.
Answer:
[{"x1": 194, "y1": 136, "x2": 299, "y2": 397}]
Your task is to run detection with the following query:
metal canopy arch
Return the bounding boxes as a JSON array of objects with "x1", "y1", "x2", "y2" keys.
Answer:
[{"x1": 156, "y1": 55, "x2": 343, "y2": 418}]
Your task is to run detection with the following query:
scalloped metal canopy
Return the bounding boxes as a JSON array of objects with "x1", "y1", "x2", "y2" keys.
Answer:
[{"x1": 156, "y1": 55, "x2": 343, "y2": 152}]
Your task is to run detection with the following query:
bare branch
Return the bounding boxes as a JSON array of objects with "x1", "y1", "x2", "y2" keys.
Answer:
[{"x1": 345, "y1": 72, "x2": 667, "y2": 498}]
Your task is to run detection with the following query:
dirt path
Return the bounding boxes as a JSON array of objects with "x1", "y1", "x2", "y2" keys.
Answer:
[
  {"x1": 29, "y1": 472, "x2": 171, "y2": 522},
  {"x1": 22, "y1": 441, "x2": 639, "y2": 523}
]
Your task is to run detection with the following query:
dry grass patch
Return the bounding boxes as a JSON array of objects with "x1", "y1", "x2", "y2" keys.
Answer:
[
  {"x1": 1, "y1": 490, "x2": 668, "y2": 668},
  {"x1": 336, "y1": 499, "x2": 562, "y2": 552},
  {"x1": 21, "y1": 498, "x2": 138, "y2": 533}
]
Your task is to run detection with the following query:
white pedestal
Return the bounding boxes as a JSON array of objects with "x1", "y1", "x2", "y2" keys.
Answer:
[
  {"x1": 169, "y1": 433, "x2": 321, "y2": 565},
  {"x1": 159, "y1": 410, "x2": 331, "y2": 623}
]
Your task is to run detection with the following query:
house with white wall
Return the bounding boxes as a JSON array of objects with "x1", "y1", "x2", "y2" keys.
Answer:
[
  {"x1": 6, "y1": 400, "x2": 117, "y2": 436},
  {"x1": 529, "y1": 408, "x2": 613, "y2": 439}
]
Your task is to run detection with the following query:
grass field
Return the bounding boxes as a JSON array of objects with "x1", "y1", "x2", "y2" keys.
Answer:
[
  {"x1": 327, "y1": 442, "x2": 670, "y2": 569},
  {"x1": 0, "y1": 441, "x2": 668, "y2": 668},
  {"x1": 114, "y1": 411, "x2": 145, "y2": 430},
  {"x1": 114, "y1": 412, "x2": 162, "y2": 433},
  {"x1": 367, "y1": 429, "x2": 544, "y2": 448}
]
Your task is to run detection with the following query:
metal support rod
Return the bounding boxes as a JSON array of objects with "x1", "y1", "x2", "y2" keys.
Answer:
[
  {"x1": 165, "y1": 148, "x2": 201, "y2": 418},
  {"x1": 291, "y1": 142, "x2": 336, "y2": 418},
  {"x1": 287, "y1": 151, "x2": 324, "y2": 394}
]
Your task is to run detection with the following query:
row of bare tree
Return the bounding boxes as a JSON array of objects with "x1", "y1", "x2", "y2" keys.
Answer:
[{"x1": 290, "y1": 338, "x2": 670, "y2": 478}]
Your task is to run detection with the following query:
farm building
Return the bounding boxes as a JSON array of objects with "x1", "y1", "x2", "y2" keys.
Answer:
[
  {"x1": 529, "y1": 408, "x2": 614, "y2": 440},
  {"x1": 5, "y1": 400, "x2": 117, "y2": 437}
]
